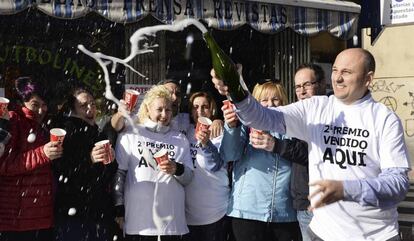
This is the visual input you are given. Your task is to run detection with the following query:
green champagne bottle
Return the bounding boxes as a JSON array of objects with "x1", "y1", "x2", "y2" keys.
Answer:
[{"x1": 203, "y1": 32, "x2": 248, "y2": 102}]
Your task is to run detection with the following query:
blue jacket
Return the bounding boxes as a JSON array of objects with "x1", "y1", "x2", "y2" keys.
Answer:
[{"x1": 220, "y1": 124, "x2": 296, "y2": 223}]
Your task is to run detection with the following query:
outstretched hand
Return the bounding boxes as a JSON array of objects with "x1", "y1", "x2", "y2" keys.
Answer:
[{"x1": 111, "y1": 100, "x2": 129, "y2": 132}]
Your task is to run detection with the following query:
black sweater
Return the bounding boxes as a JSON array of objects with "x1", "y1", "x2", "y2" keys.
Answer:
[
  {"x1": 274, "y1": 137, "x2": 309, "y2": 210},
  {"x1": 53, "y1": 117, "x2": 118, "y2": 222}
]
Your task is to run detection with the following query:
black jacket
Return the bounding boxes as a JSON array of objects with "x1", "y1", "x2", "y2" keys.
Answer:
[
  {"x1": 274, "y1": 137, "x2": 309, "y2": 210},
  {"x1": 53, "y1": 116, "x2": 118, "y2": 222}
]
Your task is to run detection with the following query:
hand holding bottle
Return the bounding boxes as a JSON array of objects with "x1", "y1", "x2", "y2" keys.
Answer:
[
  {"x1": 211, "y1": 69, "x2": 229, "y2": 96},
  {"x1": 204, "y1": 32, "x2": 247, "y2": 102}
]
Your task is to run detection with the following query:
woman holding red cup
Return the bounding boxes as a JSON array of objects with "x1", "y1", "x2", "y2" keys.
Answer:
[
  {"x1": 0, "y1": 77, "x2": 62, "y2": 241},
  {"x1": 114, "y1": 85, "x2": 193, "y2": 241},
  {"x1": 184, "y1": 92, "x2": 230, "y2": 241},
  {"x1": 51, "y1": 87, "x2": 118, "y2": 241}
]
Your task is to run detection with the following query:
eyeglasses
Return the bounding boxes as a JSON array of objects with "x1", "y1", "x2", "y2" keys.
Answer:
[{"x1": 295, "y1": 81, "x2": 317, "y2": 92}]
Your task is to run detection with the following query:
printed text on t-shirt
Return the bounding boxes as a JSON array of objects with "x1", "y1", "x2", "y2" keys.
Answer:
[
  {"x1": 322, "y1": 125, "x2": 368, "y2": 169},
  {"x1": 136, "y1": 140, "x2": 176, "y2": 168}
]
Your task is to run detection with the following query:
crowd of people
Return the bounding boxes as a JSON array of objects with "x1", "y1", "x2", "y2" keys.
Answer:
[{"x1": 0, "y1": 47, "x2": 411, "y2": 241}]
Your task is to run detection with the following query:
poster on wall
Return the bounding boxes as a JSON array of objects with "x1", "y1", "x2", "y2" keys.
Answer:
[
  {"x1": 381, "y1": 0, "x2": 414, "y2": 26},
  {"x1": 371, "y1": 77, "x2": 414, "y2": 164}
]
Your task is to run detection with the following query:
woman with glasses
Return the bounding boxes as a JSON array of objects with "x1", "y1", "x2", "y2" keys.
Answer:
[
  {"x1": 220, "y1": 81, "x2": 301, "y2": 241},
  {"x1": 52, "y1": 87, "x2": 118, "y2": 241},
  {"x1": 0, "y1": 77, "x2": 63, "y2": 241}
]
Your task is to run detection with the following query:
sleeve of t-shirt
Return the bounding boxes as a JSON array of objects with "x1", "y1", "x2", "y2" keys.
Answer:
[
  {"x1": 380, "y1": 113, "x2": 410, "y2": 169},
  {"x1": 235, "y1": 94, "x2": 287, "y2": 134},
  {"x1": 278, "y1": 99, "x2": 310, "y2": 142},
  {"x1": 235, "y1": 94, "x2": 309, "y2": 141},
  {"x1": 115, "y1": 131, "x2": 131, "y2": 171},
  {"x1": 344, "y1": 167, "x2": 410, "y2": 208}
]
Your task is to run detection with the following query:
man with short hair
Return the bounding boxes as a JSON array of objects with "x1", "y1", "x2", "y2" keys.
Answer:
[
  {"x1": 210, "y1": 48, "x2": 410, "y2": 241},
  {"x1": 295, "y1": 63, "x2": 326, "y2": 99}
]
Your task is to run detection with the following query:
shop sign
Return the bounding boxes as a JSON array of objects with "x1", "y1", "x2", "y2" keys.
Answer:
[{"x1": 381, "y1": 0, "x2": 414, "y2": 25}]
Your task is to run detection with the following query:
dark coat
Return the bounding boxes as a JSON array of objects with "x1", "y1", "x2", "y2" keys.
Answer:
[{"x1": 53, "y1": 116, "x2": 117, "y2": 222}]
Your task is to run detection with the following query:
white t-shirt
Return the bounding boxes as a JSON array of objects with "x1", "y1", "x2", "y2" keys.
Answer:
[
  {"x1": 185, "y1": 126, "x2": 229, "y2": 225},
  {"x1": 116, "y1": 125, "x2": 192, "y2": 236},
  {"x1": 277, "y1": 94, "x2": 410, "y2": 241},
  {"x1": 170, "y1": 113, "x2": 191, "y2": 136}
]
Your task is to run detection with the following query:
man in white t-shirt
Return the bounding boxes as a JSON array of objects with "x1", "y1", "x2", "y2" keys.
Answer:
[{"x1": 210, "y1": 48, "x2": 410, "y2": 241}]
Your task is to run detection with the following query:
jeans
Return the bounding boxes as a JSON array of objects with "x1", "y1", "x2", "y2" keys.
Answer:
[{"x1": 297, "y1": 210, "x2": 313, "y2": 241}]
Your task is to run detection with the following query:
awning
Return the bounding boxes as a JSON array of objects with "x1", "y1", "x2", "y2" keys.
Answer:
[{"x1": 0, "y1": 0, "x2": 360, "y2": 39}]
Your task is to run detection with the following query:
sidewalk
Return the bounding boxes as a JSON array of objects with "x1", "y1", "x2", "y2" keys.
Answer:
[{"x1": 399, "y1": 182, "x2": 414, "y2": 241}]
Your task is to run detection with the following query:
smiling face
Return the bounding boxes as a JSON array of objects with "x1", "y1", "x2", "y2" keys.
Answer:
[
  {"x1": 148, "y1": 97, "x2": 173, "y2": 126},
  {"x1": 331, "y1": 49, "x2": 374, "y2": 105},
  {"x1": 259, "y1": 92, "x2": 281, "y2": 108},
  {"x1": 24, "y1": 94, "x2": 48, "y2": 123},
  {"x1": 252, "y1": 82, "x2": 287, "y2": 108},
  {"x1": 191, "y1": 96, "x2": 212, "y2": 122},
  {"x1": 73, "y1": 92, "x2": 97, "y2": 125}
]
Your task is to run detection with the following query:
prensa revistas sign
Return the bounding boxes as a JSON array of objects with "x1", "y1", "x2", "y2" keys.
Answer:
[
  {"x1": 0, "y1": 0, "x2": 360, "y2": 39},
  {"x1": 381, "y1": 0, "x2": 414, "y2": 26}
]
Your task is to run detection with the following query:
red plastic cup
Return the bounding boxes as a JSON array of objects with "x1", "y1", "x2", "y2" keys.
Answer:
[
  {"x1": 0, "y1": 97, "x2": 9, "y2": 117},
  {"x1": 222, "y1": 100, "x2": 234, "y2": 110},
  {"x1": 195, "y1": 116, "x2": 212, "y2": 135},
  {"x1": 50, "y1": 128, "x2": 66, "y2": 146},
  {"x1": 94, "y1": 140, "x2": 113, "y2": 165},
  {"x1": 124, "y1": 89, "x2": 140, "y2": 112},
  {"x1": 250, "y1": 128, "x2": 263, "y2": 135},
  {"x1": 153, "y1": 149, "x2": 169, "y2": 165}
]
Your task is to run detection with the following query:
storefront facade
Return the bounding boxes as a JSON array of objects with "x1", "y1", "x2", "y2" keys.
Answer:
[{"x1": 0, "y1": 0, "x2": 360, "y2": 105}]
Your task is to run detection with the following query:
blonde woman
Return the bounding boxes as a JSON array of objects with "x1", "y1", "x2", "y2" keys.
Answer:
[
  {"x1": 220, "y1": 81, "x2": 300, "y2": 241},
  {"x1": 114, "y1": 85, "x2": 193, "y2": 241}
]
